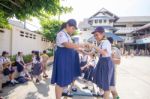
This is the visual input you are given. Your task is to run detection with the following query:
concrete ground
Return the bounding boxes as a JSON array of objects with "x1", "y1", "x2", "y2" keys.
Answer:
[{"x1": 0, "y1": 56, "x2": 150, "y2": 99}]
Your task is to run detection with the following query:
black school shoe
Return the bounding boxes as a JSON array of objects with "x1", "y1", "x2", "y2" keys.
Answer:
[
  {"x1": 36, "y1": 79, "x2": 40, "y2": 83},
  {"x1": 62, "y1": 92, "x2": 73, "y2": 97},
  {"x1": 72, "y1": 87, "x2": 77, "y2": 92}
]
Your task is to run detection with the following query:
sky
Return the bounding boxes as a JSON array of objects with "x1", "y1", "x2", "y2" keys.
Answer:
[
  {"x1": 24, "y1": 0, "x2": 150, "y2": 31},
  {"x1": 60, "y1": 0, "x2": 150, "y2": 22}
]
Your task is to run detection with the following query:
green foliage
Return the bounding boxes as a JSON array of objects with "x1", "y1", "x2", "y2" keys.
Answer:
[
  {"x1": 0, "y1": 10, "x2": 11, "y2": 29},
  {"x1": 41, "y1": 20, "x2": 63, "y2": 42},
  {"x1": 47, "y1": 49, "x2": 54, "y2": 57},
  {"x1": 72, "y1": 30, "x2": 80, "y2": 36},
  {"x1": 23, "y1": 55, "x2": 32, "y2": 63},
  {"x1": 0, "y1": 0, "x2": 72, "y2": 28},
  {"x1": 9, "y1": 55, "x2": 16, "y2": 62},
  {"x1": 10, "y1": 54, "x2": 32, "y2": 63}
]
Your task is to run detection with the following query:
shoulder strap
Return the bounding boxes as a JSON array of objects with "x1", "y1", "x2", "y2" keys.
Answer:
[{"x1": 62, "y1": 31, "x2": 70, "y2": 42}]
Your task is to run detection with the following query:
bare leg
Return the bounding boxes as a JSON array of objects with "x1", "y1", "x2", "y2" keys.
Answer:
[
  {"x1": 110, "y1": 86, "x2": 119, "y2": 99},
  {"x1": 103, "y1": 90, "x2": 110, "y2": 99},
  {"x1": 55, "y1": 85, "x2": 63, "y2": 99},
  {"x1": 43, "y1": 64, "x2": 48, "y2": 77}
]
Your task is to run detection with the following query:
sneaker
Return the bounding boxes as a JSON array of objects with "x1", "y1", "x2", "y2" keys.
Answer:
[
  {"x1": 14, "y1": 80, "x2": 19, "y2": 84},
  {"x1": 82, "y1": 86, "x2": 88, "y2": 89},
  {"x1": 72, "y1": 86, "x2": 77, "y2": 92},
  {"x1": 10, "y1": 81, "x2": 16, "y2": 86}
]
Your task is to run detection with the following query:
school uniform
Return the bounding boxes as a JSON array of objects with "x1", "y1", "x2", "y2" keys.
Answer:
[
  {"x1": 16, "y1": 55, "x2": 24, "y2": 73},
  {"x1": 83, "y1": 59, "x2": 97, "y2": 81},
  {"x1": 80, "y1": 55, "x2": 88, "y2": 67},
  {"x1": 51, "y1": 30, "x2": 81, "y2": 87},
  {"x1": 93, "y1": 40, "x2": 115, "y2": 91},
  {"x1": 0, "y1": 57, "x2": 14, "y2": 76},
  {"x1": 31, "y1": 56, "x2": 42, "y2": 76}
]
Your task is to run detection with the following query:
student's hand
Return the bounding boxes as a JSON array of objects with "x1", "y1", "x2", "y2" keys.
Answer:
[
  {"x1": 81, "y1": 67, "x2": 85, "y2": 71},
  {"x1": 75, "y1": 47, "x2": 84, "y2": 52}
]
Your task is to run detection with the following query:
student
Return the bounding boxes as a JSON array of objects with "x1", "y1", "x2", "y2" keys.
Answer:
[
  {"x1": 81, "y1": 54, "x2": 97, "y2": 81},
  {"x1": 0, "y1": 51, "x2": 18, "y2": 85},
  {"x1": 80, "y1": 51, "x2": 89, "y2": 67},
  {"x1": 41, "y1": 50, "x2": 49, "y2": 78},
  {"x1": 107, "y1": 37, "x2": 120, "y2": 99},
  {"x1": 51, "y1": 19, "x2": 83, "y2": 99},
  {"x1": 88, "y1": 27, "x2": 118, "y2": 99},
  {"x1": 16, "y1": 52, "x2": 25, "y2": 73},
  {"x1": 31, "y1": 51, "x2": 42, "y2": 83}
]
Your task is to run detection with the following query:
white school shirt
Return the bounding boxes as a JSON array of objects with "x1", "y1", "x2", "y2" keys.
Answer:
[
  {"x1": 0, "y1": 57, "x2": 11, "y2": 64},
  {"x1": 98, "y1": 40, "x2": 112, "y2": 57},
  {"x1": 0, "y1": 57, "x2": 3, "y2": 69},
  {"x1": 56, "y1": 30, "x2": 72, "y2": 47},
  {"x1": 81, "y1": 55, "x2": 88, "y2": 62},
  {"x1": 32, "y1": 56, "x2": 42, "y2": 64},
  {"x1": 16, "y1": 55, "x2": 24, "y2": 62}
]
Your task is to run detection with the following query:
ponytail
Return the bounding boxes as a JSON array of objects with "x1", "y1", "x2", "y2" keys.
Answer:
[{"x1": 60, "y1": 22, "x2": 67, "y2": 31}]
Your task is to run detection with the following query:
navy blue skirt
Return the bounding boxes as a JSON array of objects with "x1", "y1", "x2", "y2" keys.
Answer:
[
  {"x1": 93, "y1": 57, "x2": 115, "y2": 91},
  {"x1": 83, "y1": 66, "x2": 94, "y2": 81},
  {"x1": 32, "y1": 63, "x2": 42, "y2": 76},
  {"x1": 51, "y1": 47, "x2": 81, "y2": 87}
]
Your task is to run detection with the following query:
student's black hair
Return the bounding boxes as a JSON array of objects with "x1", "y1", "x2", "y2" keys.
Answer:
[
  {"x1": 43, "y1": 50, "x2": 47, "y2": 54},
  {"x1": 34, "y1": 51, "x2": 40, "y2": 62},
  {"x1": 60, "y1": 21, "x2": 76, "y2": 31},
  {"x1": 18, "y1": 52, "x2": 21, "y2": 56},
  {"x1": 2, "y1": 51, "x2": 8, "y2": 56},
  {"x1": 107, "y1": 37, "x2": 113, "y2": 44},
  {"x1": 31, "y1": 50, "x2": 35, "y2": 54},
  {"x1": 60, "y1": 22, "x2": 67, "y2": 31}
]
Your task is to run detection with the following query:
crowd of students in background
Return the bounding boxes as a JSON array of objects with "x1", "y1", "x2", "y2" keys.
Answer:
[{"x1": 0, "y1": 50, "x2": 50, "y2": 95}]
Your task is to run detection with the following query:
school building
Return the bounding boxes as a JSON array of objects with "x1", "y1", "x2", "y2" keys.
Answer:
[
  {"x1": 0, "y1": 20, "x2": 51, "y2": 55},
  {"x1": 78, "y1": 8, "x2": 150, "y2": 54}
]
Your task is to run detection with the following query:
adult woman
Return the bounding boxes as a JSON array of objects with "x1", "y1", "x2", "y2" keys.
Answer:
[{"x1": 51, "y1": 19, "x2": 82, "y2": 99}]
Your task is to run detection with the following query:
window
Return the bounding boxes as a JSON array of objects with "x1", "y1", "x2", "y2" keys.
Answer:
[
  {"x1": 133, "y1": 24, "x2": 144, "y2": 27},
  {"x1": 33, "y1": 35, "x2": 36, "y2": 39},
  {"x1": 104, "y1": 20, "x2": 107, "y2": 23},
  {"x1": 29, "y1": 34, "x2": 32, "y2": 38},
  {"x1": 109, "y1": 20, "x2": 113, "y2": 23},
  {"x1": 95, "y1": 20, "x2": 98, "y2": 24},
  {"x1": 114, "y1": 25, "x2": 126, "y2": 27},
  {"x1": 25, "y1": 32, "x2": 29, "y2": 38},
  {"x1": 99, "y1": 20, "x2": 102, "y2": 23},
  {"x1": 20, "y1": 31, "x2": 24, "y2": 37}
]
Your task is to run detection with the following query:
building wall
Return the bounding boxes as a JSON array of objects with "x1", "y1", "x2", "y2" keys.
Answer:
[
  {"x1": 0, "y1": 29, "x2": 12, "y2": 54},
  {"x1": 0, "y1": 26, "x2": 51, "y2": 55}
]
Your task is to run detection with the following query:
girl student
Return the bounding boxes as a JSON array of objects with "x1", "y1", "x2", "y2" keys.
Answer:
[
  {"x1": 31, "y1": 51, "x2": 42, "y2": 83},
  {"x1": 51, "y1": 19, "x2": 85, "y2": 99},
  {"x1": 87, "y1": 26, "x2": 119, "y2": 99}
]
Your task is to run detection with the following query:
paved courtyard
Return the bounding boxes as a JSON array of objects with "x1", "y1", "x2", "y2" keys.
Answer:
[{"x1": 0, "y1": 56, "x2": 150, "y2": 99}]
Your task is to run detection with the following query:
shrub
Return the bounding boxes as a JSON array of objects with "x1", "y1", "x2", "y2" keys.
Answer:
[{"x1": 23, "y1": 55, "x2": 32, "y2": 63}]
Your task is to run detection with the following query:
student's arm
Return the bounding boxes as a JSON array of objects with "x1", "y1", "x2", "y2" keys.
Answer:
[
  {"x1": 89, "y1": 45, "x2": 108, "y2": 56},
  {"x1": 62, "y1": 42, "x2": 84, "y2": 50}
]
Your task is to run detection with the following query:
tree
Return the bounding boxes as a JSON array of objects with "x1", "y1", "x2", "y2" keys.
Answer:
[
  {"x1": 0, "y1": 0, "x2": 72, "y2": 28},
  {"x1": 41, "y1": 19, "x2": 63, "y2": 42},
  {"x1": 0, "y1": 10, "x2": 11, "y2": 28}
]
